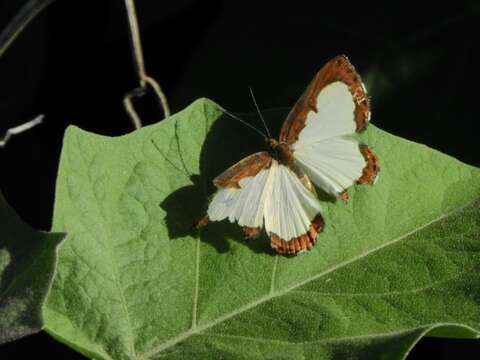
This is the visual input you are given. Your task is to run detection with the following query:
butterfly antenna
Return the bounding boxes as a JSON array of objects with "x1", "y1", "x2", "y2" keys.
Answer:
[
  {"x1": 249, "y1": 87, "x2": 271, "y2": 139},
  {"x1": 220, "y1": 107, "x2": 268, "y2": 140}
]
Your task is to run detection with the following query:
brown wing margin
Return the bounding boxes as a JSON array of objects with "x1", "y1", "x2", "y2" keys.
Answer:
[
  {"x1": 213, "y1": 151, "x2": 273, "y2": 189},
  {"x1": 270, "y1": 214, "x2": 325, "y2": 255},
  {"x1": 339, "y1": 144, "x2": 380, "y2": 202},
  {"x1": 196, "y1": 151, "x2": 272, "y2": 230},
  {"x1": 279, "y1": 55, "x2": 370, "y2": 145},
  {"x1": 358, "y1": 144, "x2": 380, "y2": 185}
]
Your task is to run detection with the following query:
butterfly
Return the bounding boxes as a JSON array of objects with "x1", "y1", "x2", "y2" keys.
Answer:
[{"x1": 196, "y1": 55, "x2": 379, "y2": 255}]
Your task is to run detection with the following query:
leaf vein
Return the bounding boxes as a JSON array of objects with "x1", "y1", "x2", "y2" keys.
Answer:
[{"x1": 139, "y1": 200, "x2": 477, "y2": 358}]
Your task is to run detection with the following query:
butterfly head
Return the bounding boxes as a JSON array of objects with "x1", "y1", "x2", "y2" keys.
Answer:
[
  {"x1": 267, "y1": 138, "x2": 295, "y2": 166},
  {"x1": 266, "y1": 138, "x2": 278, "y2": 149}
]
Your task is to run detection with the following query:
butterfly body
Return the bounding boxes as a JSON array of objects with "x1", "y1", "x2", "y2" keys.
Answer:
[
  {"x1": 267, "y1": 139, "x2": 295, "y2": 166},
  {"x1": 198, "y1": 55, "x2": 380, "y2": 255}
]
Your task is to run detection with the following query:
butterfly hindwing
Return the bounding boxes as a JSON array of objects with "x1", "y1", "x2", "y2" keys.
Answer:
[
  {"x1": 293, "y1": 137, "x2": 367, "y2": 196},
  {"x1": 263, "y1": 161, "x2": 324, "y2": 255}
]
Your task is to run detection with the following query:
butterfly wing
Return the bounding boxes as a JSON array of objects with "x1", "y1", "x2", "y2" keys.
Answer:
[
  {"x1": 206, "y1": 153, "x2": 324, "y2": 255},
  {"x1": 263, "y1": 160, "x2": 324, "y2": 255},
  {"x1": 208, "y1": 152, "x2": 273, "y2": 229},
  {"x1": 280, "y1": 55, "x2": 370, "y2": 144},
  {"x1": 280, "y1": 55, "x2": 379, "y2": 197}
]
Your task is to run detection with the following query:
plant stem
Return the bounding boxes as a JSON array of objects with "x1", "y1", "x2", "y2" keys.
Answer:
[
  {"x1": 0, "y1": 0, "x2": 55, "y2": 58},
  {"x1": 123, "y1": 0, "x2": 171, "y2": 129},
  {"x1": 0, "y1": 115, "x2": 44, "y2": 148}
]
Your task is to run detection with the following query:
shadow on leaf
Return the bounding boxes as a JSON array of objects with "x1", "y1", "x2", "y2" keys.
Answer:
[{"x1": 160, "y1": 108, "x2": 288, "y2": 255}]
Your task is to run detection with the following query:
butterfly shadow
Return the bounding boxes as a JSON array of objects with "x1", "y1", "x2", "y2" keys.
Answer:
[{"x1": 159, "y1": 109, "x2": 289, "y2": 255}]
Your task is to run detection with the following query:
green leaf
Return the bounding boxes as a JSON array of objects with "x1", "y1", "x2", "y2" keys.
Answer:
[
  {"x1": 0, "y1": 190, "x2": 64, "y2": 344},
  {"x1": 45, "y1": 98, "x2": 480, "y2": 360}
]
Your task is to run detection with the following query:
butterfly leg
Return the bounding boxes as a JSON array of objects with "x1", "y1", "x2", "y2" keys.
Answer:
[
  {"x1": 242, "y1": 227, "x2": 261, "y2": 240},
  {"x1": 193, "y1": 215, "x2": 210, "y2": 229},
  {"x1": 339, "y1": 190, "x2": 349, "y2": 201}
]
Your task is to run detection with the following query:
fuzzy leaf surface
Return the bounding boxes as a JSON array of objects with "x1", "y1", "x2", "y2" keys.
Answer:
[
  {"x1": 45, "y1": 99, "x2": 480, "y2": 359},
  {"x1": 0, "y1": 191, "x2": 64, "y2": 344}
]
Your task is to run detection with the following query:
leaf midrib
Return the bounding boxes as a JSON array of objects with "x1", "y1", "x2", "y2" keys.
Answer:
[{"x1": 137, "y1": 199, "x2": 478, "y2": 359}]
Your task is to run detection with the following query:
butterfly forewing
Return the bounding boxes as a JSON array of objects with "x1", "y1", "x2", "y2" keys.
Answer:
[
  {"x1": 213, "y1": 151, "x2": 272, "y2": 189},
  {"x1": 279, "y1": 55, "x2": 378, "y2": 197},
  {"x1": 279, "y1": 55, "x2": 370, "y2": 144},
  {"x1": 209, "y1": 152, "x2": 272, "y2": 228}
]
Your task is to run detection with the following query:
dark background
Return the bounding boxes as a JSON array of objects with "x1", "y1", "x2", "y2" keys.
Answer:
[{"x1": 1, "y1": 0, "x2": 479, "y2": 358}]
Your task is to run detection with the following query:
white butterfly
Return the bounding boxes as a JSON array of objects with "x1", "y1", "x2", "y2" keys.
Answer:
[{"x1": 197, "y1": 55, "x2": 379, "y2": 255}]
